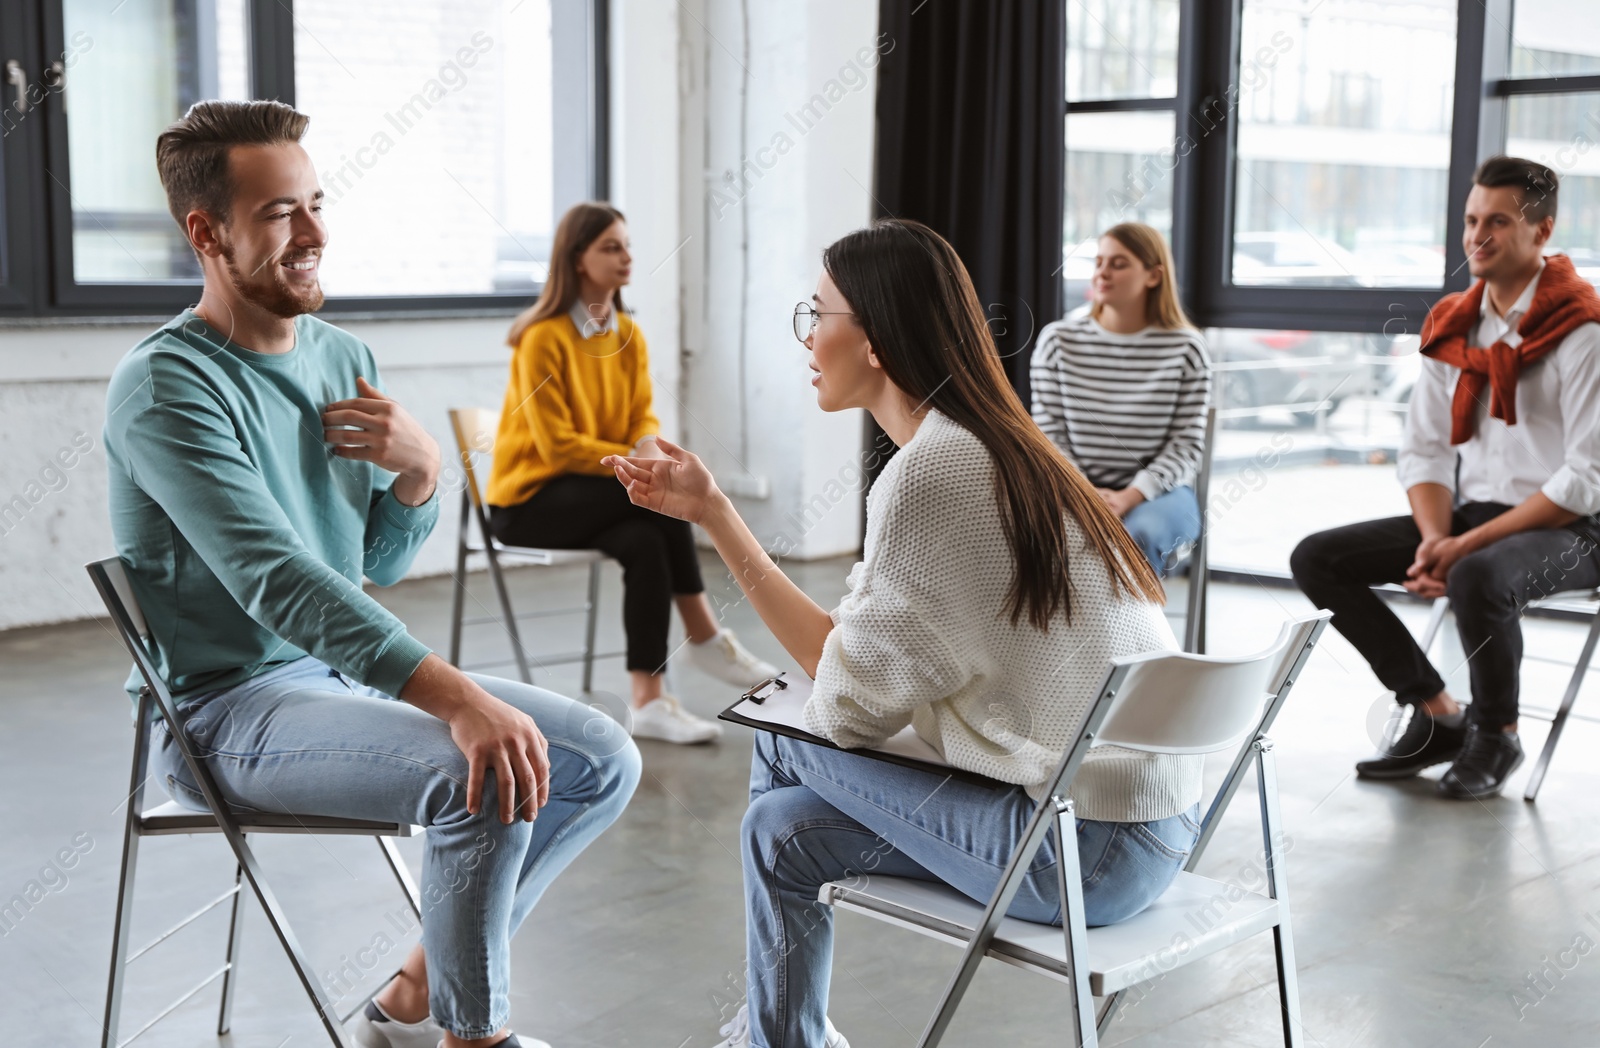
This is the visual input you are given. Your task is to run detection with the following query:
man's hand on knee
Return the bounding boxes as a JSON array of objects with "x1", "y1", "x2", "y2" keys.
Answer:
[
  {"x1": 401, "y1": 654, "x2": 551, "y2": 822},
  {"x1": 1405, "y1": 534, "x2": 1465, "y2": 597}
]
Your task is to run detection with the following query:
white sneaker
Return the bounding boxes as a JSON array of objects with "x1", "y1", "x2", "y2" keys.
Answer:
[
  {"x1": 687, "y1": 629, "x2": 780, "y2": 687},
  {"x1": 350, "y1": 1000, "x2": 443, "y2": 1048},
  {"x1": 630, "y1": 695, "x2": 723, "y2": 744},
  {"x1": 713, "y1": 1004, "x2": 849, "y2": 1048}
]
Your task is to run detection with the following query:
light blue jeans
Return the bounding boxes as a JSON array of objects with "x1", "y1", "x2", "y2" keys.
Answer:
[
  {"x1": 1123, "y1": 484, "x2": 1203, "y2": 577},
  {"x1": 151, "y1": 656, "x2": 641, "y2": 1039},
  {"x1": 741, "y1": 732, "x2": 1200, "y2": 1048}
]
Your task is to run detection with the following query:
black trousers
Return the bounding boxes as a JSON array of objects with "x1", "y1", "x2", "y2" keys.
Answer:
[
  {"x1": 1290, "y1": 502, "x2": 1600, "y2": 727},
  {"x1": 490, "y1": 474, "x2": 705, "y2": 674}
]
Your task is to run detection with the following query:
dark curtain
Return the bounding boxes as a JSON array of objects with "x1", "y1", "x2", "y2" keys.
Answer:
[{"x1": 874, "y1": 0, "x2": 1066, "y2": 406}]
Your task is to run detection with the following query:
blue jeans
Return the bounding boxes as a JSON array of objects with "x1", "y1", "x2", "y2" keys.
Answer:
[
  {"x1": 1123, "y1": 485, "x2": 1202, "y2": 577},
  {"x1": 740, "y1": 733, "x2": 1200, "y2": 1048},
  {"x1": 151, "y1": 656, "x2": 641, "y2": 1039}
]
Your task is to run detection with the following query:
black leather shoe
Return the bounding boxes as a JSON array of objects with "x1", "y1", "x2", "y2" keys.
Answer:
[
  {"x1": 1438, "y1": 725, "x2": 1524, "y2": 799},
  {"x1": 1355, "y1": 708, "x2": 1466, "y2": 779}
]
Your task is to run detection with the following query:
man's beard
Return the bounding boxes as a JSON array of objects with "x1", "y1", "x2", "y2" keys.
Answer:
[{"x1": 220, "y1": 239, "x2": 325, "y2": 318}]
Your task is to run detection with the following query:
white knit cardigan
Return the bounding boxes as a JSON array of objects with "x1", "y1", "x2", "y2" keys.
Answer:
[{"x1": 803, "y1": 410, "x2": 1204, "y2": 822}]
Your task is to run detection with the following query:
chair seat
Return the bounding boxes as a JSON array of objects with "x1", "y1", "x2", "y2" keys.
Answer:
[
  {"x1": 489, "y1": 544, "x2": 609, "y2": 567},
  {"x1": 139, "y1": 799, "x2": 420, "y2": 838},
  {"x1": 820, "y1": 871, "x2": 1282, "y2": 996}
]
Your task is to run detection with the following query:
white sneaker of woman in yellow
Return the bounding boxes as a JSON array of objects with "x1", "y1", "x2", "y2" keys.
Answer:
[
  {"x1": 687, "y1": 629, "x2": 780, "y2": 687},
  {"x1": 629, "y1": 694, "x2": 724, "y2": 744}
]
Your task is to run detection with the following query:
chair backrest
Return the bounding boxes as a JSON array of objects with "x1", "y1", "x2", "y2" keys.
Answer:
[
  {"x1": 86, "y1": 555, "x2": 176, "y2": 724},
  {"x1": 448, "y1": 407, "x2": 499, "y2": 511},
  {"x1": 1095, "y1": 614, "x2": 1324, "y2": 755},
  {"x1": 88, "y1": 556, "x2": 149, "y2": 642},
  {"x1": 1193, "y1": 404, "x2": 1219, "y2": 511}
]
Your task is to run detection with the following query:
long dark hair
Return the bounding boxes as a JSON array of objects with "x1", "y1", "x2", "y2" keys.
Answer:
[
  {"x1": 506, "y1": 202, "x2": 628, "y2": 347},
  {"x1": 823, "y1": 219, "x2": 1165, "y2": 627}
]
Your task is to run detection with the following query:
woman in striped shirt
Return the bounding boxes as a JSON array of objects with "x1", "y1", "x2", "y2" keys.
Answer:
[{"x1": 1030, "y1": 222, "x2": 1212, "y2": 575}]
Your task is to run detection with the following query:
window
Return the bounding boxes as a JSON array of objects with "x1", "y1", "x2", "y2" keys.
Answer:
[
  {"x1": 1066, "y1": 0, "x2": 1179, "y2": 102},
  {"x1": 1230, "y1": 0, "x2": 1457, "y2": 290},
  {"x1": 293, "y1": 1, "x2": 555, "y2": 298},
  {"x1": 0, "y1": 0, "x2": 604, "y2": 317},
  {"x1": 1063, "y1": 0, "x2": 1180, "y2": 311},
  {"x1": 1510, "y1": 0, "x2": 1600, "y2": 77},
  {"x1": 1063, "y1": 111, "x2": 1176, "y2": 309},
  {"x1": 1506, "y1": 92, "x2": 1600, "y2": 280},
  {"x1": 60, "y1": 0, "x2": 250, "y2": 286},
  {"x1": 1498, "y1": 1, "x2": 1600, "y2": 294}
]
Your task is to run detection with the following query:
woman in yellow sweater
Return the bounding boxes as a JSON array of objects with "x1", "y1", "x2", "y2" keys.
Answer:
[{"x1": 488, "y1": 202, "x2": 777, "y2": 744}]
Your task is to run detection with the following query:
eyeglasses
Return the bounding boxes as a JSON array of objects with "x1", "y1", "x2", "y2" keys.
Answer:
[{"x1": 793, "y1": 302, "x2": 855, "y2": 344}]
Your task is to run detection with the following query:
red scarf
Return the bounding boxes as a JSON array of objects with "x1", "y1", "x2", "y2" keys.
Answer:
[{"x1": 1419, "y1": 254, "x2": 1600, "y2": 445}]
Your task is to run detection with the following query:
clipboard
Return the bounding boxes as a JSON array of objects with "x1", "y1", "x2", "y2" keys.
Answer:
[{"x1": 718, "y1": 673, "x2": 1005, "y2": 788}]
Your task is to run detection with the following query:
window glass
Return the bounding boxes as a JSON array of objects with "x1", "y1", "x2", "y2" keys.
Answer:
[
  {"x1": 1068, "y1": 0, "x2": 1184, "y2": 102},
  {"x1": 1506, "y1": 91, "x2": 1600, "y2": 288},
  {"x1": 1204, "y1": 326, "x2": 1414, "y2": 575},
  {"x1": 1231, "y1": 0, "x2": 1456, "y2": 289},
  {"x1": 1510, "y1": 0, "x2": 1600, "y2": 78},
  {"x1": 63, "y1": 0, "x2": 250, "y2": 283},
  {"x1": 1066, "y1": 0, "x2": 1179, "y2": 102},
  {"x1": 1063, "y1": 111, "x2": 1176, "y2": 310},
  {"x1": 295, "y1": 0, "x2": 555, "y2": 297}
]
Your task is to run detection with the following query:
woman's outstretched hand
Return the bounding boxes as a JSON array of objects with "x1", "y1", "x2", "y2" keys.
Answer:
[{"x1": 603, "y1": 436, "x2": 722, "y2": 524}]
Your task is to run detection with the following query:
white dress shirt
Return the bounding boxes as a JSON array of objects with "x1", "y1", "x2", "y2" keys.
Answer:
[{"x1": 1398, "y1": 258, "x2": 1600, "y2": 516}]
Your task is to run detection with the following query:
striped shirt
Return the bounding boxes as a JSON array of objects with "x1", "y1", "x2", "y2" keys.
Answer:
[{"x1": 1029, "y1": 311, "x2": 1212, "y2": 499}]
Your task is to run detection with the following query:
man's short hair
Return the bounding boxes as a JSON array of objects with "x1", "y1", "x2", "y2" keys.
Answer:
[
  {"x1": 1472, "y1": 155, "x2": 1559, "y2": 224},
  {"x1": 155, "y1": 100, "x2": 310, "y2": 230}
]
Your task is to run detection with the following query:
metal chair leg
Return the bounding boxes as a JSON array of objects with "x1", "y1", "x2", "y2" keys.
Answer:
[
  {"x1": 101, "y1": 698, "x2": 153, "y2": 1048},
  {"x1": 483, "y1": 537, "x2": 532, "y2": 685},
  {"x1": 582, "y1": 561, "x2": 601, "y2": 693},
  {"x1": 1184, "y1": 532, "x2": 1208, "y2": 654},
  {"x1": 448, "y1": 492, "x2": 471, "y2": 667},
  {"x1": 1257, "y1": 742, "x2": 1303, "y2": 1048},
  {"x1": 1417, "y1": 595, "x2": 1450, "y2": 655},
  {"x1": 218, "y1": 859, "x2": 246, "y2": 1034},
  {"x1": 1054, "y1": 805, "x2": 1098, "y2": 1048},
  {"x1": 1524, "y1": 609, "x2": 1600, "y2": 801},
  {"x1": 1095, "y1": 990, "x2": 1124, "y2": 1038},
  {"x1": 377, "y1": 837, "x2": 422, "y2": 919}
]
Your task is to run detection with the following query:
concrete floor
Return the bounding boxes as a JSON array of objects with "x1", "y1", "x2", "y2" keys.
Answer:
[{"x1": 3, "y1": 555, "x2": 1600, "y2": 1047}]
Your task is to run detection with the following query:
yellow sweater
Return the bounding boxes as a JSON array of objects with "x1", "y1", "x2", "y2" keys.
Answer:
[{"x1": 486, "y1": 310, "x2": 660, "y2": 507}]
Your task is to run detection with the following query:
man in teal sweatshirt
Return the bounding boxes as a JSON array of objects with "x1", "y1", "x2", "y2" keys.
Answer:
[{"x1": 104, "y1": 99, "x2": 638, "y2": 1048}]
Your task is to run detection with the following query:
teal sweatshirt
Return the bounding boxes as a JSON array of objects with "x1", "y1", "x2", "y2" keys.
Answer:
[{"x1": 104, "y1": 310, "x2": 438, "y2": 703}]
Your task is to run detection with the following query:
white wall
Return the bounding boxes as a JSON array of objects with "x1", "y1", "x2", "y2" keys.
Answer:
[
  {"x1": 677, "y1": 0, "x2": 877, "y2": 562},
  {"x1": 0, "y1": 0, "x2": 873, "y2": 631}
]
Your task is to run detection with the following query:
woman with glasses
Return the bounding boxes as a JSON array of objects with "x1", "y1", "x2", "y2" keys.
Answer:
[
  {"x1": 487, "y1": 202, "x2": 777, "y2": 745},
  {"x1": 1030, "y1": 222, "x2": 1211, "y2": 576},
  {"x1": 604, "y1": 220, "x2": 1204, "y2": 1048}
]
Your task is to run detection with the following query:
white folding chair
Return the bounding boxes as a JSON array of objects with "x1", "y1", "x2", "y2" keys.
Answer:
[
  {"x1": 818, "y1": 610, "x2": 1332, "y2": 1047},
  {"x1": 87, "y1": 557, "x2": 423, "y2": 1048},
  {"x1": 446, "y1": 407, "x2": 623, "y2": 690},
  {"x1": 1396, "y1": 588, "x2": 1600, "y2": 802}
]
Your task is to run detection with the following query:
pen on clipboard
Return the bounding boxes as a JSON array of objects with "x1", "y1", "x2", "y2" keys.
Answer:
[{"x1": 741, "y1": 672, "x2": 788, "y2": 705}]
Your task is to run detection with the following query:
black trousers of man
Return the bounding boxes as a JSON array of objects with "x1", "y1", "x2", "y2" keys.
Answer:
[{"x1": 1290, "y1": 502, "x2": 1600, "y2": 728}]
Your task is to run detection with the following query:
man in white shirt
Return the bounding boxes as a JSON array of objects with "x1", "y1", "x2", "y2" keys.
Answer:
[{"x1": 1291, "y1": 156, "x2": 1600, "y2": 799}]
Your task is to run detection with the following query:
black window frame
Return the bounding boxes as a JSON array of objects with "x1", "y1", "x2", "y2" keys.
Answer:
[{"x1": 0, "y1": 0, "x2": 608, "y2": 319}]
